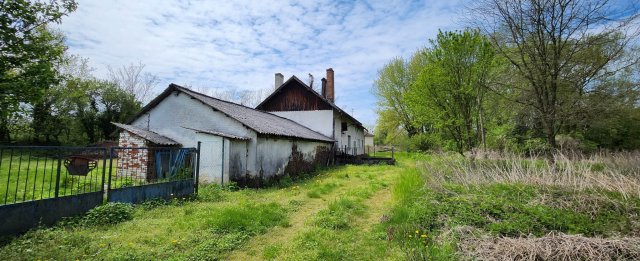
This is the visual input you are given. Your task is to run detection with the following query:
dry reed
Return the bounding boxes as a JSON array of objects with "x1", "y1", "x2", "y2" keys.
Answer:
[
  {"x1": 420, "y1": 151, "x2": 640, "y2": 199},
  {"x1": 457, "y1": 231, "x2": 640, "y2": 261}
]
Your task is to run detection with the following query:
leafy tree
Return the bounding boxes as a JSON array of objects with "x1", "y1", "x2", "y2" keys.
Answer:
[
  {"x1": 0, "y1": 0, "x2": 77, "y2": 142},
  {"x1": 469, "y1": 0, "x2": 638, "y2": 150},
  {"x1": 407, "y1": 30, "x2": 498, "y2": 155},
  {"x1": 373, "y1": 52, "x2": 426, "y2": 137}
]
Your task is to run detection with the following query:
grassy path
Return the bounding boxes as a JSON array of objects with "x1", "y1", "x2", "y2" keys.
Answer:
[
  {"x1": 227, "y1": 163, "x2": 404, "y2": 260},
  {"x1": 0, "y1": 159, "x2": 408, "y2": 260}
]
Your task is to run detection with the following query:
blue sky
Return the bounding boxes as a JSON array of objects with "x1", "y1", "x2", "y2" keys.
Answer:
[{"x1": 56, "y1": 0, "x2": 467, "y2": 128}]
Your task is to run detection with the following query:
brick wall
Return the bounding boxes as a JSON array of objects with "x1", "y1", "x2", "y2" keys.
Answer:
[{"x1": 117, "y1": 131, "x2": 149, "y2": 180}]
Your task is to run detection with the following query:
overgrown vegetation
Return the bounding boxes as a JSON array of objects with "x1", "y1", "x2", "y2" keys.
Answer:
[
  {"x1": 374, "y1": 1, "x2": 640, "y2": 154},
  {"x1": 382, "y1": 152, "x2": 640, "y2": 260}
]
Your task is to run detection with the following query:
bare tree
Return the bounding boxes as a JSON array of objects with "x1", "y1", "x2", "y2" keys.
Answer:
[
  {"x1": 107, "y1": 61, "x2": 159, "y2": 103},
  {"x1": 469, "y1": 0, "x2": 639, "y2": 149}
]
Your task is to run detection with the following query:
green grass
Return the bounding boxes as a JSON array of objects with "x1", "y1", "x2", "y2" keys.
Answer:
[
  {"x1": 0, "y1": 154, "x2": 110, "y2": 204},
  {"x1": 383, "y1": 152, "x2": 640, "y2": 260},
  {"x1": 3, "y1": 151, "x2": 636, "y2": 260}
]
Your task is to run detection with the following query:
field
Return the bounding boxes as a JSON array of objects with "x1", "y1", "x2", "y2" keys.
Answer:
[{"x1": 1, "y1": 152, "x2": 639, "y2": 260}]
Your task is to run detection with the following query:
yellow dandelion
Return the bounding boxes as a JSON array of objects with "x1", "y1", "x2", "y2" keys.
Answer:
[
  {"x1": 421, "y1": 234, "x2": 427, "y2": 238},
  {"x1": 415, "y1": 230, "x2": 419, "y2": 234},
  {"x1": 172, "y1": 239, "x2": 178, "y2": 244}
]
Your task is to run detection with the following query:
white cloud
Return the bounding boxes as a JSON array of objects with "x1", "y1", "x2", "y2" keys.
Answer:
[{"x1": 56, "y1": 0, "x2": 466, "y2": 126}]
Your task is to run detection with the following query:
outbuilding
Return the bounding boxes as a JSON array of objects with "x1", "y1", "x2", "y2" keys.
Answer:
[{"x1": 114, "y1": 84, "x2": 333, "y2": 186}]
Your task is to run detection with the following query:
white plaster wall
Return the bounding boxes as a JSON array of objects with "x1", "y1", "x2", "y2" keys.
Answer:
[
  {"x1": 333, "y1": 111, "x2": 365, "y2": 155},
  {"x1": 228, "y1": 140, "x2": 247, "y2": 181},
  {"x1": 130, "y1": 91, "x2": 258, "y2": 180},
  {"x1": 194, "y1": 133, "x2": 231, "y2": 184},
  {"x1": 269, "y1": 110, "x2": 334, "y2": 137},
  {"x1": 256, "y1": 137, "x2": 331, "y2": 178}
]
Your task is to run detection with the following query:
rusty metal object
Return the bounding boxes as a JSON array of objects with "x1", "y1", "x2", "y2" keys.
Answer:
[{"x1": 64, "y1": 156, "x2": 98, "y2": 176}]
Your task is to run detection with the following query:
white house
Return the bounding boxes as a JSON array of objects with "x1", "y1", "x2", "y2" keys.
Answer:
[
  {"x1": 255, "y1": 68, "x2": 366, "y2": 156},
  {"x1": 113, "y1": 84, "x2": 333, "y2": 186}
]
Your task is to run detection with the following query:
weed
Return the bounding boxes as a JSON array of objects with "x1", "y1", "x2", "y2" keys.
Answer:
[{"x1": 81, "y1": 202, "x2": 134, "y2": 227}]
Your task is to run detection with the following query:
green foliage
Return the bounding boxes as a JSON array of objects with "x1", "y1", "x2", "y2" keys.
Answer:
[
  {"x1": 81, "y1": 203, "x2": 134, "y2": 227},
  {"x1": 0, "y1": 0, "x2": 77, "y2": 142},
  {"x1": 407, "y1": 29, "x2": 497, "y2": 154}
]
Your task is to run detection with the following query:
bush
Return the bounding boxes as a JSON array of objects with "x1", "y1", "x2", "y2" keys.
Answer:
[{"x1": 81, "y1": 202, "x2": 134, "y2": 227}]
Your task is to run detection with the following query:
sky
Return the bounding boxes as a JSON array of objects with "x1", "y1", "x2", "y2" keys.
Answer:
[{"x1": 56, "y1": 0, "x2": 467, "y2": 128}]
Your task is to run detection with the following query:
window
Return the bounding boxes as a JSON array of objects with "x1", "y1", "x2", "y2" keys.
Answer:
[{"x1": 341, "y1": 122, "x2": 348, "y2": 132}]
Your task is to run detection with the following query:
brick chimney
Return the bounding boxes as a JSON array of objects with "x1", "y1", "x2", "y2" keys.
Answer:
[
  {"x1": 275, "y1": 73, "x2": 284, "y2": 88},
  {"x1": 326, "y1": 68, "x2": 334, "y2": 102},
  {"x1": 321, "y1": 78, "x2": 327, "y2": 98}
]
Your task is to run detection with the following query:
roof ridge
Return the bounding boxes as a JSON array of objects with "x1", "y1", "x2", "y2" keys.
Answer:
[
  {"x1": 170, "y1": 84, "x2": 334, "y2": 142},
  {"x1": 170, "y1": 83, "x2": 261, "y2": 110}
]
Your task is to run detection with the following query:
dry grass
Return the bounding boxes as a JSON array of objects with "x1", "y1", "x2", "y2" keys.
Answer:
[
  {"x1": 421, "y1": 151, "x2": 640, "y2": 199},
  {"x1": 455, "y1": 228, "x2": 640, "y2": 261}
]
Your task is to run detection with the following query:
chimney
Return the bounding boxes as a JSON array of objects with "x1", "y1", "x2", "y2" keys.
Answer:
[
  {"x1": 275, "y1": 73, "x2": 284, "y2": 88},
  {"x1": 321, "y1": 78, "x2": 327, "y2": 98},
  {"x1": 326, "y1": 68, "x2": 334, "y2": 102}
]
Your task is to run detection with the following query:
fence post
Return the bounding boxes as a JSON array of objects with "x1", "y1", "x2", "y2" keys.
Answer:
[
  {"x1": 101, "y1": 148, "x2": 107, "y2": 199},
  {"x1": 107, "y1": 147, "x2": 115, "y2": 201},
  {"x1": 54, "y1": 150, "x2": 62, "y2": 198},
  {"x1": 195, "y1": 142, "x2": 201, "y2": 195},
  {"x1": 392, "y1": 146, "x2": 395, "y2": 160}
]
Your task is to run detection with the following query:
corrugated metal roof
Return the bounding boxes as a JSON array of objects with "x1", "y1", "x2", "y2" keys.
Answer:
[
  {"x1": 112, "y1": 122, "x2": 180, "y2": 145},
  {"x1": 173, "y1": 85, "x2": 334, "y2": 142},
  {"x1": 182, "y1": 126, "x2": 251, "y2": 140}
]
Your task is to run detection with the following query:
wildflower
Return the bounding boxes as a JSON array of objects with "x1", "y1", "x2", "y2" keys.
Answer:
[
  {"x1": 421, "y1": 234, "x2": 427, "y2": 238},
  {"x1": 172, "y1": 239, "x2": 178, "y2": 244},
  {"x1": 415, "y1": 229, "x2": 419, "y2": 234}
]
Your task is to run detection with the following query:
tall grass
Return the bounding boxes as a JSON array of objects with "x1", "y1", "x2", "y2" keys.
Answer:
[{"x1": 421, "y1": 151, "x2": 640, "y2": 199}]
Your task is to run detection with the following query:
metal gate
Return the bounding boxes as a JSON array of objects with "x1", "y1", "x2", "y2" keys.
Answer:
[{"x1": 107, "y1": 147, "x2": 198, "y2": 204}]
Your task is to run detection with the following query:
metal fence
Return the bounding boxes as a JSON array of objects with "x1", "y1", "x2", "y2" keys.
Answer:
[
  {"x1": 0, "y1": 146, "x2": 108, "y2": 205},
  {"x1": 0, "y1": 145, "x2": 199, "y2": 235}
]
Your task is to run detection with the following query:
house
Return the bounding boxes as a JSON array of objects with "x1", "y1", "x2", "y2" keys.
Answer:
[
  {"x1": 365, "y1": 131, "x2": 374, "y2": 154},
  {"x1": 256, "y1": 68, "x2": 366, "y2": 156},
  {"x1": 113, "y1": 84, "x2": 333, "y2": 186}
]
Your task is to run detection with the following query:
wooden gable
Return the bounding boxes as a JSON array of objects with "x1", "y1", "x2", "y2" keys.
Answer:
[{"x1": 257, "y1": 80, "x2": 333, "y2": 111}]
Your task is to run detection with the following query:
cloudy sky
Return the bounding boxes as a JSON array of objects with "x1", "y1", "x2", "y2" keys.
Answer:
[{"x1": 56, "y1": 0, "x2": 467, "y2": 127}]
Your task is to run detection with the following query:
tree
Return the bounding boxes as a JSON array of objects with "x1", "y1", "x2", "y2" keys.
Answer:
[
  {"x1": 407, "y1": 30, "x2": 497, "y2": 155},
  {"x1": 373, "y1": 53, "x2": 426, "y2": 137},
  {"x1": 107, "y1": 61, "x2": 159, "y2": 104},
  {"x1": 469, "y1": 0, "x2": 639, "y2": 150},
  {"x1": 0, "y1": 0, "x2": 77, "y2": 142}
]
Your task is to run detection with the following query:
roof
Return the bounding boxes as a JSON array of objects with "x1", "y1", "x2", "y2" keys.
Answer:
[
  {"x1": 112, "y1": 122, "x2": 180, "y2": 145},
  {"x1": 127, "y1": 84, "x2": 334, "y2": 143},
  {"x1": 182, "y1": 126, "x2": 251, "y2": 140},
  {"x1": 256, "y1": 76, "x2": 364, "y2": 128}
]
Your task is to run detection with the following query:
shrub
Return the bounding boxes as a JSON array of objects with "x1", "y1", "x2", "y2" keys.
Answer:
[{"x1": 81, "y1": 202, "x2": 134, "y2": 226}]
